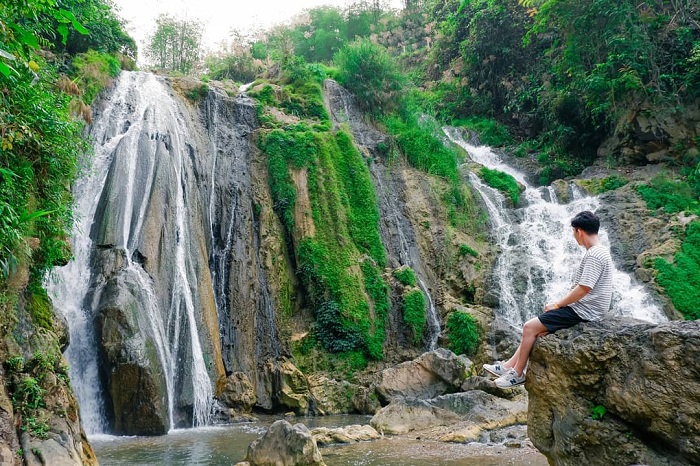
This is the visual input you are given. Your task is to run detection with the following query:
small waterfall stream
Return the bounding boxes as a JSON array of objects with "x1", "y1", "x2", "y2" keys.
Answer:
[
  {"x1": 444, "y1": 127, "x2": 667, "y2": 325},
  {"x1": 48, "y1": 72, "x2": 214, "y2": 433},
  {"x1": 371, "y1": 164, "x2": 441, "y2": 350}
]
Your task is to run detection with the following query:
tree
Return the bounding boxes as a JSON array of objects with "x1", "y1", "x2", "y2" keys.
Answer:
[{"x1": 147, "y1": 14, "x2": 202, "y2": 73}]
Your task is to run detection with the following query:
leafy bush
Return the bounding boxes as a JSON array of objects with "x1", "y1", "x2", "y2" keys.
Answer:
[
  {"x1": 446, "y1": 311, "x2": 479, "y2": 357},
  {"x1": 393, "y1": 267, "x2": 417, "y2": 287},
  {"x1": 454, "y1": 116, "x2": 513, "y2": 147},
  {"x1": 637, "y1": 175, "x2": 700, "y2": 214},
  {"x1": 480, "y1": 167, "x2": 520, "y2": 205},
  {"x1": 403, "y1": 289, "x2": 426, "y2": 345},
  {"x1": 654, "y1": 221, "x2": 700, "y2": 320},
  {"x1": 334, "y1": 39, "x2": 405, "y2": 116},
  {"x1": 314, "y1": 301, "x2": 365, "y2": 352}
]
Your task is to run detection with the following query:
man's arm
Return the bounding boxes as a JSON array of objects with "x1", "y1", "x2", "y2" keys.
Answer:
[{"x1": 544, "y1": 284, "x2": 592, "y2": 312}]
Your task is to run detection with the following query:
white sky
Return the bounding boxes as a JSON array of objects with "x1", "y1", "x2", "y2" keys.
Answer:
[{"x1": 114, "y1": 0, "x2": 404, "y2": 60}]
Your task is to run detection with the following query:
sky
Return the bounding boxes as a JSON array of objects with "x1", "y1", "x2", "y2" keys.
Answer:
[{"x1": 114, "y1": 0, "x2": 404, "y2": 61}]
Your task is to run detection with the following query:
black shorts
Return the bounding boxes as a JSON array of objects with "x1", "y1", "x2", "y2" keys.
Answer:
[{"x1": 538, "y1": 306, "x2": 588, "y2": 333}]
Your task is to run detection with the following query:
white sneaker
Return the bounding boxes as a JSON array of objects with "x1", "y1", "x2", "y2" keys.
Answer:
[
  {"x1": 482, "y1": 361, "x2": 510, "y2": 377},
  {"x1": 494, "y1": 368, "x2": 526, "y2": 388}
]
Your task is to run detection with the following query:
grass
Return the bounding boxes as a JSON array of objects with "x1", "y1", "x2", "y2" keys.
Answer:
[{"x1": 480, "y1": 167, "x2": 520, "y2": 205}]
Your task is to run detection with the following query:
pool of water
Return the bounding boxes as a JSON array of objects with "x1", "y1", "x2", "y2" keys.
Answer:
[{"x1": 91, "y1": 416, "x2": 548, "y2": 466}]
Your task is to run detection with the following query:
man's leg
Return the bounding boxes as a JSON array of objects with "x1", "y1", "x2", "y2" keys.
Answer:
[
  {"x1": 503, "y1": 317, "x2": 549, "y2": 375},
  {"x1": 503, "y1": 317, "x2": 548, "y2": 376}
]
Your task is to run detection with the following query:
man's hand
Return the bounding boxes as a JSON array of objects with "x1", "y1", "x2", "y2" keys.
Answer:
[{"x1": 544, "y1": 303, "x2": 559, "y2": 312}]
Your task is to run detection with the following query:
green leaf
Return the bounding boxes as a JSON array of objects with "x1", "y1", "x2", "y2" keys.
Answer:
[
  {"x1": 0, "y1": 61, "x2": 15, "y2": 77},
  {"x1": 58, "y1": 9, "x2": 89, "y2": 35},
  {"x1": 57, "y1": 24, "x2": 69, "y2": 45}
]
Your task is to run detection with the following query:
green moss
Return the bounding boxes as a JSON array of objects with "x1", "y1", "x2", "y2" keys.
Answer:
[
  {"x1": 654, "y1": 221, "x2": 700, "y2": 319},
  {"x1": 446, "y1": 311, "x2": 480, "y2": 357},
  {"x1": 480, "y1": 167, "x2": 520, "y2": 205},
  {"x1": 393, "y1": 267, "x2": 416, "y2": 287},
  {"x1": 403, "y1": 289, "x2": 426, "y2": 345},
  {"x1": 27, "y1": 284, "x2": 52, "y2": 330},
  {"x1": 458, "y1": 244, "x2": 479, "y2": 258}
]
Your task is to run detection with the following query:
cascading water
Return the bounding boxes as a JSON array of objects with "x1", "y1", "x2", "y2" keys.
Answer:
[
  {"x1": 48, "y1": 72, "x2": 214, "y2": 434},
  {"x1": 444, "y1": 127, "x2": 667, "y2": 326}
]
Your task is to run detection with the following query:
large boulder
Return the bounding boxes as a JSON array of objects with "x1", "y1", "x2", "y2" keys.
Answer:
[
  {"x1": 375, "y1": 348, "x2": 471, "y2": 403},
  {"x1": 219, "y1": 372, "x2": 256, "y2": 413},
  {"x1": 528, "y1": 318, "x2": 700, "y2": 466},
  {"x1": 370, "y1": 391, "x2": 527, "y2": 436},
  {"x1": 244, "y1": 420, "x2": 325, "y2": 466},
  {"x1": 307, "y1": 374, "x2": 380, "y2": 415}
]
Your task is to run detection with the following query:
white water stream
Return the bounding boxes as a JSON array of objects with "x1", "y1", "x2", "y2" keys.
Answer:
[
  {"x1": 443, "y1": 127, "x2": 667, "y2": 326},
  {"x1": 47, "y1": 72, "x2": 213, "y2": 433}
]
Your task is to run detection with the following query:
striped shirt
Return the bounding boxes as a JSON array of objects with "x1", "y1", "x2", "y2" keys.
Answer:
[{"x1": 570, "y1": 244, "x2": 613, "y2": 321}]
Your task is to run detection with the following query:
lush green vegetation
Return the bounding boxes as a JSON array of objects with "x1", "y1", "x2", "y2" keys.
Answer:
[
  {"x1": 654, "y1": 221, "x2": 700, "y2": 320},
  {"x1": 403, "y1": 289, "x2": 427, "y2": 345},
  {"x1": 637, "y1": 175, "x2": 700, "y2": 215},
  {"x1": 480, "y1": 167, "x2": 520, "y2": 205},
  {"x1": 393, "y1": 267, "x2": 417, "y2": 287},
  {"x1": 446, "y1": 311, "x2": 480, "y2": 357},
  {"x1": 427, "y1": 0, "x2": 699, "y2": 180},
  {"x1": 258, "y1": 69, "x2": 390, "y2": 360},
  {"x1": 453, "y1": 117, "x2": 513, "y2": 147},
  {"x1": 334, "y1": 40, "x2": 405, "y2": 116}
]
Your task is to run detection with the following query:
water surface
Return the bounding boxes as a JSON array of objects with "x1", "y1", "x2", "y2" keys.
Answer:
[{"x1": 92, "y1": 416, "x2": 548, "y2": 466}]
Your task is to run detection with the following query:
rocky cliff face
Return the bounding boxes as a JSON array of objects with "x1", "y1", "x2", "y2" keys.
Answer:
[{"x1": 527, "y1": 318, "x2": 700, "y2": 466}]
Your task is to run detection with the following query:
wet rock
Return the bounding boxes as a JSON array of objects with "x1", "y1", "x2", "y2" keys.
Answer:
[
  {"x1": 96, "y1": 273, "x2": 168, "y2": 435},
  {"x1": 311, "y1": 425, "x2": 381, "y2": 446},
  {"x1": 528, "y1": 318, "x2": 700, "y2": 466},
  {"x1": 244, "y1": 420, "x2": 325, "y2": 466},
  {"x1": 370, "y1": 398, "x2": 463, "y2": 435},
  {"x1": 219, "y1": 372, "x2": 256, "y2": 413},
  {"x1": 375, "y1": 348, "x2": 471, "y2": 403}
]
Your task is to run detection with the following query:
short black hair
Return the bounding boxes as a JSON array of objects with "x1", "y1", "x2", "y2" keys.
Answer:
[{"x1": 571, "y1": 210, "x2": 600, "y2": 234}]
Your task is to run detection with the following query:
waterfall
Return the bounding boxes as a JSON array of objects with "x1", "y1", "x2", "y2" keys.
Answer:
[
  {"x1": 444, "y1": 127, "x2": 667, "y2": 325},
  {"x1": 48, "y1": 72, "x2": 215, "y2": 434}
]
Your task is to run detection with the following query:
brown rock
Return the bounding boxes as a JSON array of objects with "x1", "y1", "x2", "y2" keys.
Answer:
[
  {"x1": 220, "y1": 372, "x2": 256, "y2": 412},
  {"x1": 528, "y1": 318, "x2": 700, "y2": 466}
]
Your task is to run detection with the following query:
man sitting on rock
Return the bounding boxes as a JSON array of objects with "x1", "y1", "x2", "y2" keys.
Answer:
[{"x1": 484, "y1": 210, "x2": 614, "y2": 388}]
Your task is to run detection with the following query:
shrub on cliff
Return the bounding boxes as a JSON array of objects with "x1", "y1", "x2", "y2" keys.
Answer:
[
  {"x1": 403, "y1": 289, "x2": 426, "y2": 345},
  {"x1": 446, "y1": 311, "x2": 479, "y2": 357},
  {"x1": 334, "y1": 39, "x2": 405, "y2": 116}
]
